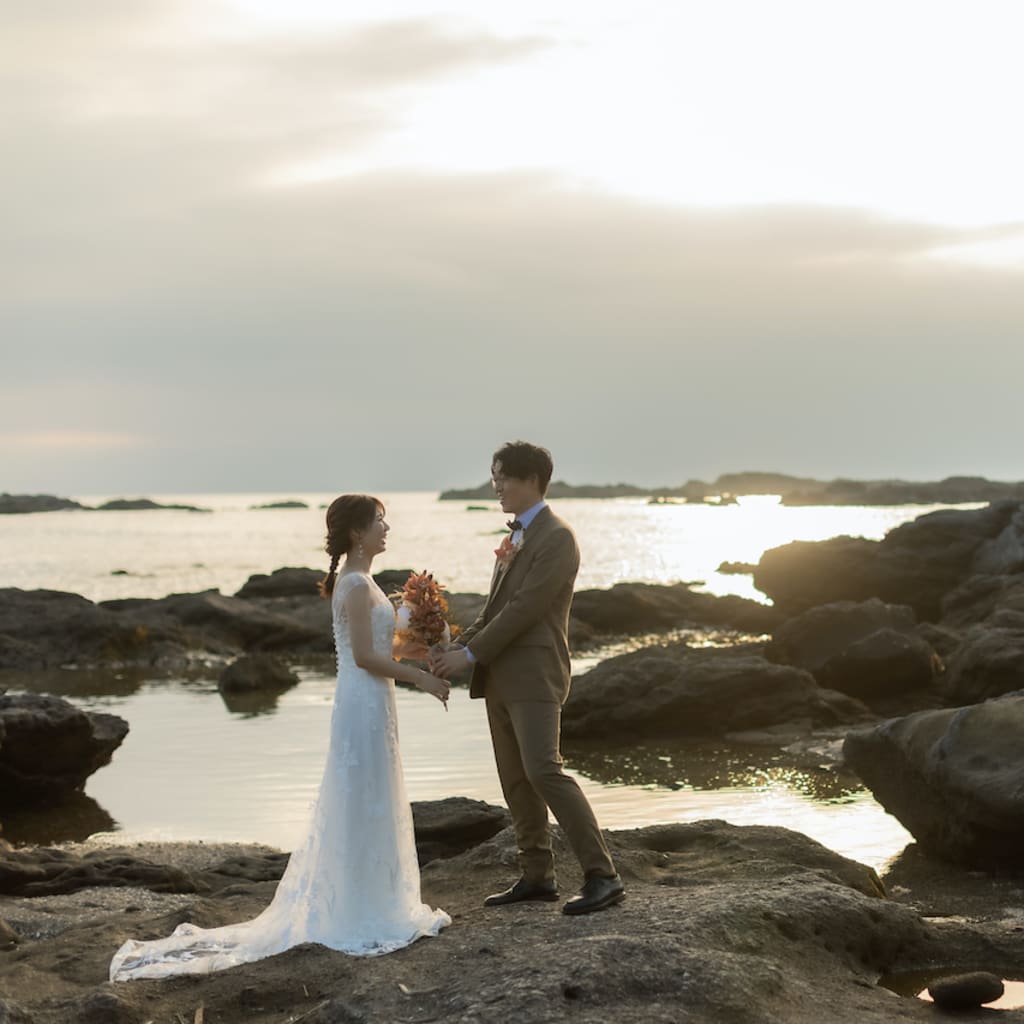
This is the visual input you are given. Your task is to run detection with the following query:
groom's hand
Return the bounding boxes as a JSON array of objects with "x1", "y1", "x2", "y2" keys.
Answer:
[{"x1": 431, "y1": 643, "x2": 470, "y2": 680}]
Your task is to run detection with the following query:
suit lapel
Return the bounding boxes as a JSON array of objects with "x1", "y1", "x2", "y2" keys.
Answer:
[{"x1": 486, "y1": 506, "x2": 553, "y2": 609}]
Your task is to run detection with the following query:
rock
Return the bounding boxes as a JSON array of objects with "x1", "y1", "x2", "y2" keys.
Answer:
[
  {"x1": 0, "y1": 846, "x2": 202, "y2": 897},
  {"x1": 562, "y1": 644, "x2": 873, "y2": 740},
  {"x1": 569, "y1": 582, "x2": 782, "y2": 636},
  {"x1": 250, "y1": 500, "x2": 309, "y2": 509},
  {"x1": 940, "y1": 572, "x2": 1024, "y2": 629},
  {"x1": 940, "y1": 625, "x2": 1024, "y2": 703},
  {"x1": 765, "y1": 598, "x2": 918, "y2": 675},
  {"x1": 915, "y1": 621, "x2": 962, "y2": 659},
  {"x1": 235, "y1": 567, "x2": 325, "y2": 599},
  {"x1": 4, "y1": 819, "x2": 1021, "y2": 1024},
  {"x1": 100, "y1": 591, "x2": 325, "y2": 658},
  {"x1": 843, "y1": 692, "x2": 1024, "y2": 868},
  {"x1": 755, "y1": 502, "x2": 1024, "y2": 620},
  {"x1": 717, "y1": 561, "x2": 756, "y2": 574},
  {"x1": 218, "y1": 655, "x2": 299, "y2": 695},
  {"x1": 94, "y1": 498, "x2": 210, "y2": 512},
  {"x1": 764, "y1": 600, "x2": 938, "y2": 702},
  {"x1": 754, "y1": 536, "x2": 882, "y2": 614},
  {"x1": 0, "y1": 694, "x2": 128, "y2": 810},
  {"x1": 818, "y1": 629, "x2": 937, "y2": 702},
  {"x1": 410, "y1": 797, "x2": 511, "y2": 864},
  {"x1": 0, "y1": 493, "x2": 85, "y2": 514},
  {"x1": 928, "y1": 971, "x2": 1005, "y2": 1009},
  {"x1": 0, "y1": 589, "x2": 177, "y2": 671}
]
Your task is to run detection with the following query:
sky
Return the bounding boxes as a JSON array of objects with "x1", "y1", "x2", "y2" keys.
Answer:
[{"x1": 3, "y1": 0, "x2": 1023, "y2": 494}]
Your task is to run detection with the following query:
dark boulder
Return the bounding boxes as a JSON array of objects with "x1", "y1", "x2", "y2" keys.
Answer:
[
  {"x1": 940, "y1": 572, "x2": 1024, "y2": 629},
  {"x1": 0, "y1": 694, "x2": 128, "y2": 810},
  {"x1": 755, "y1": 501, "x2": 1024, "y2": 620},
  {"x1": 764, "y1": 599, "x2": 937, "y2": 703},
  {"x1": 411, "y1": 797, "x2": 511, "y2": 864},
  {"x1": 765, "y1": 598, "x2": 917, "y2": 675},
  {"x1": 940, "y1": 625, "x2": 1024, "y2": 704},
  {"x1": 569, "y1": 582, "x2": 781, "y2": 637},
  {"x1": 235, "y1": 567, "x2": 325, "y2": 599},
  {"x1": 0, "y1": 589, "x2": 177, "y2": 671},
  {"x1": 562, "y1": 644, "x2": 872, "y2": 740},
  {"x1": 818, "y1": 628, "x2": 937, "y2": 702},
  {"x1": 928, "y1": 972, "x2": 1005, "y2": 1010},
  {"x1": 843, "y1": 692, "x2": 1024, "y2": 868},
  {"x1": 218, "y1": 655, "x2": 299, "y2": 694}
]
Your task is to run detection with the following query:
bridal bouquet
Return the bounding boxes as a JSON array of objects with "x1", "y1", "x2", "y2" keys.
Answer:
[{"x1": 393, "y1": 571, "x2": 460, "y2": 655}]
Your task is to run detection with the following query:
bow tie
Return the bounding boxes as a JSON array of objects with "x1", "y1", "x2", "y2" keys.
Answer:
[{"x1": 506, "y1": 519, "x2": 524, "y2": 533}]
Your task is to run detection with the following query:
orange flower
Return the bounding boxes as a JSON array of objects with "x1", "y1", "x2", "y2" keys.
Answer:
[
  {"x1": 494, "y1": 535, "x2": 520, "y2": 570},
  {"x1": 392, "y1": 571, "x2": 460, "y2": 648}
]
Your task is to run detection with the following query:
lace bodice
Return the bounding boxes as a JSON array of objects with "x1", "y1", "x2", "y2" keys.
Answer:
[{"x1": 331, "y1": 572, "x2": 396, "y2": 668}]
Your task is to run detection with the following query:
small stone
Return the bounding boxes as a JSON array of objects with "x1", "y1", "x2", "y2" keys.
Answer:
[{"x1": 928, "y1": 971, "x2": 1004, "y2": 1009}]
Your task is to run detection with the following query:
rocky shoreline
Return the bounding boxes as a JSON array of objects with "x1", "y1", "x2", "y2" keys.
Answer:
[
  {"x1": 2, "y1": 815, "x2": 1023, "y2": 1023},
  {"x1": 440, "y1": 472, "x2": 1024, "y2": 506},
  {"x1": 3, "y1": 499, "x2": 1024, "y2": 1020}
]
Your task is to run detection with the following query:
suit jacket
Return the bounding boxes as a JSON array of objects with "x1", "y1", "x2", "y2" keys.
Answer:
[{"x1": 460, "y1": 505, "x2": 579, "y2": 703}]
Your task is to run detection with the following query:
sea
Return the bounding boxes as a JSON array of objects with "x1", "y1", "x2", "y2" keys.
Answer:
[{"x1": 3, "y1": 492, "x2": 972, "y2": 869}]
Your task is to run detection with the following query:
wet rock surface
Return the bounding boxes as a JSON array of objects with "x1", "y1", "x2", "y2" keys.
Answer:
[
  {"x1": 755, "y1": 501, "x2": 1024, "y2": 620},
  {"x1": 2, "y1": 820, "x2": 1023, "y2": 1024},
  {"x1": 0, "y1": 694, "x2": 128, "y2": 811},
  {"x1": 843, "y1": 692, "x2": 1024, "y2": 869},
  {"x1": 764, "y1": 598, "x2": 939, "y2": 704},
  {"x1": 562, "y1": 643, "x2": 873, "y2": 740},
  {"x1": 217, "y1": 655, "x2": 299, "y2": 695}
]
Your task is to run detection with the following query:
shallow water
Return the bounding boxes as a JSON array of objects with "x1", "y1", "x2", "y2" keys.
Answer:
[
  {"x1": 0, "y1": 491, "x2": 975, "y2": 604},
  {"x1": 4, "y1": 667, "x2": 911, "y2": 872}
]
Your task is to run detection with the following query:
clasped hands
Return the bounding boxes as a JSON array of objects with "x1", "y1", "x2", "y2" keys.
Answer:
[{"x1": 429, "y1": 642, "x2": 470, "y2": 681}]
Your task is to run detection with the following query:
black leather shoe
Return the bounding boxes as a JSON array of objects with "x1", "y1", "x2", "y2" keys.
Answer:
[
  {"x1": 562, "y1": 873, "x2": 625, "y2": 915},
  {"x1": 483, "y1": 878, "x2": 559, "y2": 907}
]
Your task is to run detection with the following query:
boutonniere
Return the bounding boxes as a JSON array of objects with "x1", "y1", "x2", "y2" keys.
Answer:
[{"x1": 494, "y1": 533, "x2": 522, "y2": 571}]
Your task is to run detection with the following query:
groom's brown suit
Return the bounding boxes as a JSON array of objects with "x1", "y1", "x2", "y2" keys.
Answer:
[{"x1": 459, "y1": 505, "x2": 615, "y2": 884}]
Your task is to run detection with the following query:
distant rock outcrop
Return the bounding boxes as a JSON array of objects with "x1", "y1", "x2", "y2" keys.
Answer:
[
  {"x1": 0, "y1": 493, "x2": 85, "y2": 514},
  {"x1": 95, "y1": 498, "x2": 210, "y2": 512}
]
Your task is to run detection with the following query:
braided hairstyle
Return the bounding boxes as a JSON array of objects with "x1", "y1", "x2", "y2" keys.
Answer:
[{"x1": 318, "y1": 494, "x2": 385, "y2": 598}]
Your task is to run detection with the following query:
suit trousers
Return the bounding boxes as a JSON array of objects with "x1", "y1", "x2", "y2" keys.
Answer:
[{"x1": 485, "y1": 693, "x2": 616, "y2": 884}]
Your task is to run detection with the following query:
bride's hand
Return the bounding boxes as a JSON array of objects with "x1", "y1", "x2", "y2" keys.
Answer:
[{"x1": 417, "y1": 670, "x2": 450, "y2": 710}]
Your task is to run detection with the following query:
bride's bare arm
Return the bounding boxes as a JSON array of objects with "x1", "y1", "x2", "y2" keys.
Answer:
[{"x1": 345, "y1": 582, "x2": 450, "y2": 704}]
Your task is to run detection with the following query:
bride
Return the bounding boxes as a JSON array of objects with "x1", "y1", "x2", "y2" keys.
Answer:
[{"x1": 110, "y1": 495, "x2": 452, "y2": 981}]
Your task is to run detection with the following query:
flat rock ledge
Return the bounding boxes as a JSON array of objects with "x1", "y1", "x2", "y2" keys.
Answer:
[{"x1": 2, "y1": 820, "x2": 1023, "y2": 1024}]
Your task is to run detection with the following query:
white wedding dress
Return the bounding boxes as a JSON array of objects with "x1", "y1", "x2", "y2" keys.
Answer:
[{"x1": 110, "y1": 571, "x2": 450, "y2": 981}]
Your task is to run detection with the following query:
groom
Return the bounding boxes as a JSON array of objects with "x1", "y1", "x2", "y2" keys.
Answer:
[{"x1": 432, "y1": 441, "x2": 624, "y2": 915}]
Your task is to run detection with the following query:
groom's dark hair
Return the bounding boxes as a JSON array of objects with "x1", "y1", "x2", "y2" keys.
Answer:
[{"x1": 492, "y1": 441, "x2": 554, "y2": 495}]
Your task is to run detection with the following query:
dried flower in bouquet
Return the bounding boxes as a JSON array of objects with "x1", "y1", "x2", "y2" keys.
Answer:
[{"x1": 392, "y1": 571, "x2": 461, "y2": 653}]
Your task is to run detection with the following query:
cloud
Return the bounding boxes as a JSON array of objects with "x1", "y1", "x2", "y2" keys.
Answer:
[{"x1": 2, "y1": 4, "x2": 1022, "y2": 492}]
